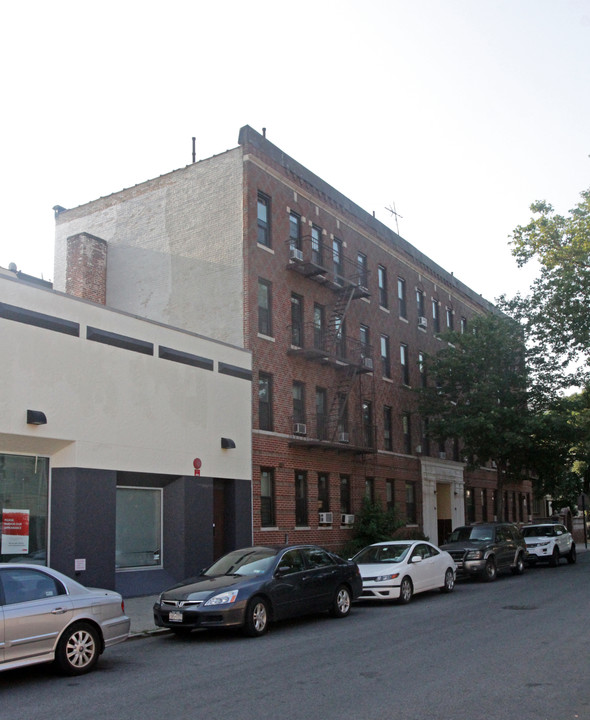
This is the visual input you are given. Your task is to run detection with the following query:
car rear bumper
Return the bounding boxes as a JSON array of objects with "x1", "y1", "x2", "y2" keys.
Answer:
[{"x1": 102, "y1": 616, "x2": 131, "y2": 647}]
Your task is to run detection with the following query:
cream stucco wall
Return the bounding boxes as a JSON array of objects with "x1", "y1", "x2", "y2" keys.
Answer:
[
  {"x1": 420, "y1": 457, "x2": 465, "y2": 542},
  {"x1": 0, "y1": 275, "x2": 251, "y2": 479}
]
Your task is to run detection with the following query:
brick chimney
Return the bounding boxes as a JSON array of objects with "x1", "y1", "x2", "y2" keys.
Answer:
[{"x1": 66, "y1": 232, "x2": 107, "y2": 304}]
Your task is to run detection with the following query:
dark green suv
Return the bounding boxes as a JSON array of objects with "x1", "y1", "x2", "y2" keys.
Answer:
[{"x1": 440, "y1": 523, "x2": 526, "y2": 581}]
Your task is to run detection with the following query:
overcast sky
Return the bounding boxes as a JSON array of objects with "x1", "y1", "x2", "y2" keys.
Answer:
[{"x1": 1, "y1": 0, "x2": 588, "y2": 304}]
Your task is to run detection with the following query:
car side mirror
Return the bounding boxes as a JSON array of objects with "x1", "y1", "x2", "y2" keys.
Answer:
[{"x1": 411, "y1": 556, "x2": 423, "y2": 563}]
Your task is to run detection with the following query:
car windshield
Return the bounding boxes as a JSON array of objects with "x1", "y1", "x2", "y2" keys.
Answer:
[
  {"x1": 522, "y1": 526, "x2": 554, "y2": 538},
  {"x1": 447, "y1": 526, "x2": 493, "y2": 543},
  {"x1": 204, "y1": 549, "x2": 276, "y2": 577},
  {"x1": 354, "y1": 544, "x2": 411, "y2": 564}
]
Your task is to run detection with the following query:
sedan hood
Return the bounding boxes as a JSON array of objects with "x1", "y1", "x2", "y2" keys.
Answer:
[
  {"x1": 440, "y1": 540, "x2": 484, "y2": 553},
  {"x1": 161, "y1": 574, "x2": 249, "y2": 601}
]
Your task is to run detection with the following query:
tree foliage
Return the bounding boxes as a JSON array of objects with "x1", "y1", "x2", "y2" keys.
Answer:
[
  {"x1": 416, "y1": 312, "x2": 531, "y2": 520},
  {"x1": 501, "y1": 188, "x2": 590, "y2": 388},
  {"x1": 342, "y1": 498, "x2": 404, "y2": 557},
  {"x1": 528, "y1": 390, "x2": 588, "y2": 512}
]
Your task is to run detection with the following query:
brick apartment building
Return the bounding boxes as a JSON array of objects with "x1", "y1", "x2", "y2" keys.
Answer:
[{"x1": 54, "y1": 125, "x2": 532, "y2": 550}]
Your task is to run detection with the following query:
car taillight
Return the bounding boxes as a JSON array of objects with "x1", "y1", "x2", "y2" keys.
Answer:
[{"x1": 121, "y1": 600, "x2": 125, "y2": 614}]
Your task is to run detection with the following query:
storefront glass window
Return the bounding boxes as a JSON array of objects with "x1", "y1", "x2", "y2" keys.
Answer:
[
  {"x1": 116, "y1": 487, "x2": 162, "y2": 569},
  {"x1": 0, "y1": 453, "x2": 49, "y2": 564}
]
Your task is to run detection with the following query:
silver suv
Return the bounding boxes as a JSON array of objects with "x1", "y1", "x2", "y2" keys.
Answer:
[
  {"x1": 522, "y1": 523, "x2": 576, "y2": 566},
  {"x1": 440, "y1": 523, "x2": 526, "y2": 581}
]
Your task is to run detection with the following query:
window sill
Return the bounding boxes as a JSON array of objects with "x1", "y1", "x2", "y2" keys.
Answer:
[
  {"x1": 257, "y1": 243, "x2": 274, "y2": 254},
  {"x1": 257, "y1": 333, "x2": 275, "y2": 342}
]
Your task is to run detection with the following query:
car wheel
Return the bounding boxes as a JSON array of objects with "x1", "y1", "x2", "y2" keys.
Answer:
[
  {"x1": 483, "y1": 558, "x2": 497, "y2": 582},
  {"x1": 567, "y1": 545, "x2": 577, "y2": 564},
  {"x1": 330, "y1": 585, "x2": 352, "y2": 618},
  {"x1": 398, "y1": 576, "x2": 413, "y2": 604},
  {"x1": 550, "y1": 547, "x2": 560, "y2": 567},
  {"x1": 55, "y1": 622, "x2": 100, "y2": 676},
  {"x1": 440, "y1": 568, "x2": 455, "y2": 593},
  {"x1": 512, "y1": 553, "x2": 525, "y2": 575},
  {"x1": 243, "y1": 596, "x2": 269, "y2": 637}
]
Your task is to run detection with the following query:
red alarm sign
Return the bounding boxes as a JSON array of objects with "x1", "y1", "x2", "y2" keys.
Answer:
[{"x1": 193, "y1": 458, "x2": 202, "y2": 476}]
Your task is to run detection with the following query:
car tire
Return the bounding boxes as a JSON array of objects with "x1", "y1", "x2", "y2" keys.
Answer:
[
  {"x1": 512, "y1": 553, "x2": 525, "y2": 575},
  {"x1": 398, "y1": 576, "x2": 413, "y2": 604},
  {"x1": 440, "y1": 568, "x2": 455, "y2": 593},
  {"x1": 330, "y1": 585, "x2": 352, "y2": 618},
  {"x1": 567, "y1": 545, "x2": 577, "y2": 564},
  {"x1": 243, "y1": 596, "x2": 269, "y2": 637},
  {"x1": 550, "y1": 547, "x2": 560, "y2": 567},
  {"x1": 54, "y1": 622, "x2": 100, "y2": 676},
  {"x1": 483, "y1": 557, "x2": 497, "y2": 582}
]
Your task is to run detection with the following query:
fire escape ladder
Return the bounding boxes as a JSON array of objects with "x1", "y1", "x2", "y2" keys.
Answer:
[
  {"x1": 327, "y1": 364, "x2": 360, "y2": 443},
  {"x1": 325, "y1": 284, "x2": 357, "y2": 354}
]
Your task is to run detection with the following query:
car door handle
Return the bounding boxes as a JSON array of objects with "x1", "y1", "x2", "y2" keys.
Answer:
[{"x1": 51, "y1": 607, "x2": 68, "y2": 615}]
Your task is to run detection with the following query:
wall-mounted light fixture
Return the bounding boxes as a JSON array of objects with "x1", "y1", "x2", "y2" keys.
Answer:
[
  {"x1": 221, "y1": 437, "x2": 236, "y2": 449},
  {"x1": 27, "y1": 410, "x2": 47, "y2": 425}
]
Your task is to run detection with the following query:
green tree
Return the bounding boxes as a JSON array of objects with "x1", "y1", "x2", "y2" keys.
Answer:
[
  {"x1": 527, "y1": 392, "x2": 586, "y2": 512},
  {"x1": 416, "y1": 312, "x2": 531, "y2": 521},
  {"x1": 342, "y1": 498, "x2": 404, "y2": 557},
  {"x1": 502, "y1": 187, "x2": 590, "y2": 388}
]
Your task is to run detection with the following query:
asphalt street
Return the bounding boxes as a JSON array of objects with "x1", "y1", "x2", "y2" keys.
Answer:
[{"x1": 1, "y1": 552, "x2": 589, "y2": 720}]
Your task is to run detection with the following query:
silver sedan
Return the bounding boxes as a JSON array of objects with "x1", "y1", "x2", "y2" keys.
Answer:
[{"x1": 0, "y1": 564, "x2": 130, "y2": 675}]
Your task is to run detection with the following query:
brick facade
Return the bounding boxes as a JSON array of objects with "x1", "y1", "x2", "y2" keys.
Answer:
[
  {"x1": 55, "y1": 125, "x2": 532, "y2": 552},
  {"x1": 66, "y1": 232, "x2": 107, "y2": 304}
]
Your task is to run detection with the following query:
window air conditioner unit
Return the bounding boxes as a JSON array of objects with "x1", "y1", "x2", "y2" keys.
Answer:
[
  {"x1": 338, "y1": 432, "x2": 350, "y2": 443},
  {"x1": 341, "y1": 514, "x2": 355, "y2": 525},
  {"x1": 418, "y1": 316, "x2": 428, "y2": 328},
  {"x1": 319, "y1": 512, "x2": 333, "y2": 524},
  {"x1": 362, "y1": 357, "x2": 374, "y2": 370},
  {"x1": 290, "y1": 247, "x2": 304, "y2": 262},
  {"x1": 293, "y1": 423, "x2": 307, "y2": 436}
]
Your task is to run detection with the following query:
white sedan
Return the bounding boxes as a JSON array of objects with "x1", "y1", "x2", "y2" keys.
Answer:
[
  {"x1": 0, "y1": 564, "x2": 130, "y2": 675},
  {"x1": 352, "y1": 540, "x2": 456, "y2": 604}
]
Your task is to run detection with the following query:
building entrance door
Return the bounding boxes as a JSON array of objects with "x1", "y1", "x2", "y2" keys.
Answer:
[
  {"x1": 436, "y1": 483, "x2": 452, "y2": 545},
  {"x1": 213, "y1": 480, "x2": 226, "y2": 560}
]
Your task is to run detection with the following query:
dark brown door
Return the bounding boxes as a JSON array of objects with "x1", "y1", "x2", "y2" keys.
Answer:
[
  {"x1": 438, "y1": 519, "x2": 452, "y2": 546},
  {"x1": 213, "y1": 480, "x2": 226, "y2": 560}
]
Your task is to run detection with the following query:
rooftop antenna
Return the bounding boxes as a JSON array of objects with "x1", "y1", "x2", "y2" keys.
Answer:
[
  {"x1": 192, "y1": 137, "x2": 196, "y2": 163},
  {"x1": 385, "y1": 202, "x2": 403, "y2": 235}
]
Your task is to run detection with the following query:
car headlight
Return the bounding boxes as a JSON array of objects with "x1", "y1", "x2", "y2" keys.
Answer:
[
  {"x1": 374, "y1": 573, "x2": 400, "y2": 583},
  {"x1": 204, "y1": 589, "x2": 239, "y2": 606},
  {"x1": 465, "y1": 550, "x2": 483, "y2": 560},
  {"x1": 538, "y1": 541, "x2": 550, "y2": 547}
]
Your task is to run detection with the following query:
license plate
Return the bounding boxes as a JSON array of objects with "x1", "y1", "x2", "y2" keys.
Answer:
[{"x1": 168, "y1": 611, "x2": 183, "y2": 622}]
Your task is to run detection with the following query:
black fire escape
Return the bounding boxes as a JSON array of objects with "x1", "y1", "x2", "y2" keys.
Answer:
[{"x1": 286, "y1": 235, "x2": 377, "y2": 454}]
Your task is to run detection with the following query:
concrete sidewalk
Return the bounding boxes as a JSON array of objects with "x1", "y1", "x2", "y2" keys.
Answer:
[{"x1": 124, "y1": 594, "x2": 162, "y2": 637}]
